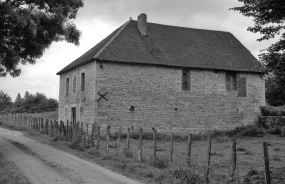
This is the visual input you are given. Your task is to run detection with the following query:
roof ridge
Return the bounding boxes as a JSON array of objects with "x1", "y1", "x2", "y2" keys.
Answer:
[
  {"x1": 130, "y1": 20, "x2": 231, "y2": 34},
  {"x1": 94, "y1": 19, "x2": 132, "y2": 59}
]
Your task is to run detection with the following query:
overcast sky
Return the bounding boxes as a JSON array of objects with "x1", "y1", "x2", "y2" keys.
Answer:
[{"x1": 1, "y1": 0, "x2": 276, "y2": 101}]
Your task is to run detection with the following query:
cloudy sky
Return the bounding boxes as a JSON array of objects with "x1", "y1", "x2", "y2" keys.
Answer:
[{"x1": 1, "y1": 0, "x2": 276, "y2": 101}]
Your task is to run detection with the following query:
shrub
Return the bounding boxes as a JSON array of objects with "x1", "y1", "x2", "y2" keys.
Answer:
[
  {"x1": 213, "y1": 125, "x2": 265, "y2": 137},
  {"x1": 171, "y1": 164, "x2": 205, "y2": 184},
  {"x1": 238, "y1": 125, "x2": 264, "y2": 137},
  {"x1": 68, "y1": 137, "x2": 84, "y2": 151},
  {"x1": 260, "y1": 106, "x2": 285, "y2": 116},
  {"x1": 123, "y1": 148, "x2": 133, "y2": 158},
  {"x1": 0, "y1": 121, "x2": 2, "y2": 126},
  {"x1": 268, "y1": 126, "x2": 281, "y2": 135},
  {"x1": 150, "y1": 155, "x2": 170, "y2": 169}
]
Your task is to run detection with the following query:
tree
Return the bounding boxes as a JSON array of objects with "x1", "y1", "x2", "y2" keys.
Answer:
[
  {"x1": 0, "y1": 0, "x2": 84, "y2": 77},
  {"x1": 231, "y1": 1, "x2": 285, "y2": 105},
  {"x1": 0, "y1": 90, "x2": 12, "y2": 112}
]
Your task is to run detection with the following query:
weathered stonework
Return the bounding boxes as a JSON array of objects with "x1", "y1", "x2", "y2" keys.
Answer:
[
  {"x1": 92, "y1": 61, "x2": 265, "y2": 134},
  {"x1": 58, "y1": 60, "x2": 265, "y2": 134},
  {"x1": 58, "y1": 62, "x2": 97, "y2": 132}
]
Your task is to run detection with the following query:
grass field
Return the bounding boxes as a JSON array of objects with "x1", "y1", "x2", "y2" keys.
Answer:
[{"x1": 1, "y1": 112, "x2": 285, "y2": 183}]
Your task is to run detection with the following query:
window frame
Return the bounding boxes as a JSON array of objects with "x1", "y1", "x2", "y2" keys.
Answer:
[
  {"x1": 66, "y1": 78, "x2": 69, "y2": 95},
  {"x1": 182, "y1": 70, "x2": 191, "y2": 91},
  {"x1": 226, "y1": 72, "x2": 237, "y2": 92},
  {"x1": 72, "y1": 75, "x2": 77, "y2": 93},
  {"x1": 81, "y1": 72, "x2": 85, "y2": 92}
]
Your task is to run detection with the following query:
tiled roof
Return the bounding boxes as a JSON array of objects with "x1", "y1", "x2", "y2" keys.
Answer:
[{"x1": 57, "y1": 20, "x2": 265, "y2": 75}]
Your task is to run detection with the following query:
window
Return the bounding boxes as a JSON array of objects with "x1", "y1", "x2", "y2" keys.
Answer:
[
  {"x1": 73, "y1": 75, "x2": 77, "y2": 93},
  {"x1": 226, "y1": 72, "x2": 237, "y2": 92},
  {"x1": 238, "y1": 77, "x2": 247, "y2": 97},
  {"x1": 81, "y1": 73, "x2": 85, "y2": 91},
  {"x1": 66, "y1": 78, "x2": 69, "y2": 95},
  {"x1": 182, "y1": 70, "x2": 190, "y2": 91},
  {"x1": 80, "y1": 106, "x2": 84, "y2": 116},
  {"x1": 65, "y1": 108, "x2": 68, "y2": 116}
]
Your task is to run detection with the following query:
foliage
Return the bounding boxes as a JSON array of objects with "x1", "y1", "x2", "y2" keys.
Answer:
[
  {"x1": 265, "y1": 77, "x2": 285, "y2": 106},
  {"x1": 231, "y1": 1, "x2": 285, "y2": 104},
  {"x1": 213, "y1": 125, "x2": 265, "y2": 137},
  {"x1": 150, "y1": 155, "x2": 170, "y2": 169},
  {"x1": 260, "y1": 105, "x2": 285, "y2": 116},
  {"x1": 0, "y1": 90, "x2": 12, "y2": 112},
  {"x1": 170, "y1": 161, "x2": 205, "y2": 184},
  {"x1": 11, "y1": 91, "x2": 58, "y2": 113},
  {"x1": 123, "y1": 148, "x2": 133, "y2": 158},
  {"x1": 0, "y1": 0, "x2": 84, "y2": 77}
]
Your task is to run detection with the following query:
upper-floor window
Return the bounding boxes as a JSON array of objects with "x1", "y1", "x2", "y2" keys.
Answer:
[
  {"x1": 182, "y1": 70, "x2": 190, "y2": 91},
  {"x1": 226, "y1": 72, "x2": 237, "y2": 92},
  {"x1": 73, "y1": 75, "x2": 77, "y2": 93},
  {"x1": 66, "y1": 78, "x2": 69, "y2": 95},
  {"x1": 238, "y1": 77, "x2": 247, "y2": 97},
  {"x1": 81, "y1": 73, "x2": 85, "y2": 91}
]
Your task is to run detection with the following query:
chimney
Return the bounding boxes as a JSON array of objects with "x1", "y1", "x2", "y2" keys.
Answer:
[{"x1": 137, "y1": 13, "x2": 147, "y2": 35}]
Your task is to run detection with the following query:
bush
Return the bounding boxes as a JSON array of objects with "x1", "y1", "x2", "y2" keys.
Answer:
[
  {"x1": 260, "y1": 106, "x2": 285, "y2": 116},
  {"x1": 268, "y1": 126, "x2": 281, "y2": 135},
  {"x1": 0, "y1": 121, "x2": 2, "y2": 126},
  {"x1": 123, "y1": 148, "x2": 133, "y2": 158},
  {"x1": 171, "y1": 164, "x2": 205, "y2": 184},
  {"x1": 150, "y1": 155, "x2": 170, "y2": 169},
  {"x1": 213, "y1": 125, "x2": 265, "y2": 137},
  {"x1": 67, "y1": 137, "x2": 84, "y2": 151}
]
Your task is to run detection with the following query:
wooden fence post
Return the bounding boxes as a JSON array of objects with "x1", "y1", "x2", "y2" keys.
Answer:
[
  {"x1": 46, "y1": 119, "x2": 49, "y2": 135},
  {"x1": 138, "y1": 127, "x2": 143, "y2": 162},
  {"x1": 66, "y1": 120, "x2": 69, "y2": 141},
  {"x1": 187, "y1": 134, "x2": 192, "y2": 161},
  {"x1": 127, "y1": 128, "x2": 130, "y2": 151},
  {"x1": 153, "y1": 128, "x2": 157, "y2": 167},
  {"x1": 170, "y1": 132, "x2": 174, "y2": 162},
  {"x1": 263, "y1": 142, "x2": 271, "y2": 184},
  {"x1": 96, "y1": 126, "x2": 100, "y2": 150},
  {"x1": 206, "y1": 131, "x2": 212, "y2": 184},
  {"x1": 106, "y1": 126, "x2": 110, "y2": 153},
  {"x1": 117, "y1": 127, "x2": 121, "y2": 156},
  {"x1": 87, "y1": 123, "x2": 89, "y2": 134},
  {"x1": 92, "y1": 124, "x2": 96, "y2": 147},
  {"x1": 131, "y1": 126, "x2": 134, "y2": 138},
  {"x1": 228, "y1": 138, "x2": 237, "y2": 183},
  {"x1": 50, "y1": 120, "x2": 54, "y2": 137},
  {"x1": 81, "y1": 122, "x2": 83, "y2": 135}
]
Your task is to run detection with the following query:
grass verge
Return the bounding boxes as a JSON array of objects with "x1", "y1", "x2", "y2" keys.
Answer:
[{"x1": 0, "y1": 151, "x2": 31, "y2": 184}]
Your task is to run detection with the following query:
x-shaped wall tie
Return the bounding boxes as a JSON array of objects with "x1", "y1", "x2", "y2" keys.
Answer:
[{"x1": 97, "y1": 92, "x2": 108, "y2": 102}]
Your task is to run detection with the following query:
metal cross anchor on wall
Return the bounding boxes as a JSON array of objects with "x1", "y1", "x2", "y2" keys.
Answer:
[{"x1": 97, "y1": 92, "x2": 108, "y2": 102}]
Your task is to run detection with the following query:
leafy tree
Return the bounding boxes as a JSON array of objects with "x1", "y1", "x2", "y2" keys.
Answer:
[
  {"x1": 266, "y1": 76, "x2": 285, "y2": 106},
  {"x1": 14, "y1": 93, "x2": 23, "y2": 109},
  {"x1": 0, "y1": 90, "x2": 12, "y2": 112},
  {"x1": 11, "y1": 91, "x2": 58, "y2": 113},
  {"x1": 0, "y1": 0, "x2": 84, "y2": 77},
  {"x1": 231, "y1": 1, "x2": 285, "y2": 105}
]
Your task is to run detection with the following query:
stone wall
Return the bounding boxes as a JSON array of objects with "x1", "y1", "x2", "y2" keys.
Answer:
[
  {"x1": 58, "y1": 61, "x2": 97, "y2": 131},
  {"x1": 94, "y1": 61, "x2": 265, "y2": 134}
]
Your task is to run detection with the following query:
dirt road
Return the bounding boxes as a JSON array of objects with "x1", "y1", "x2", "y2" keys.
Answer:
[{"x1": 0, "y1": 127, "x2": 142, "y2": 184}]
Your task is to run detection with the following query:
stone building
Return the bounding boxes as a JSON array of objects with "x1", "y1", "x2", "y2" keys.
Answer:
[{"x1": 56, "y1": 14, "x2": 265, "y2": 133}]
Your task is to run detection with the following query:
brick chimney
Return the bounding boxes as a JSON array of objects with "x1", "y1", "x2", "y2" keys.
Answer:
[{"x1": 137, "y1": 13, "x2": 147, "y2": 35}]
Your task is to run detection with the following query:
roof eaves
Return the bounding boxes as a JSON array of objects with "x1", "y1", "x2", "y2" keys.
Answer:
[
  {"x1": 94, "y1": 19, "x2": 132, "y2": 59},
  {"x1": 56, "y1": 58, "x2": 96, "y2": 75}
]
